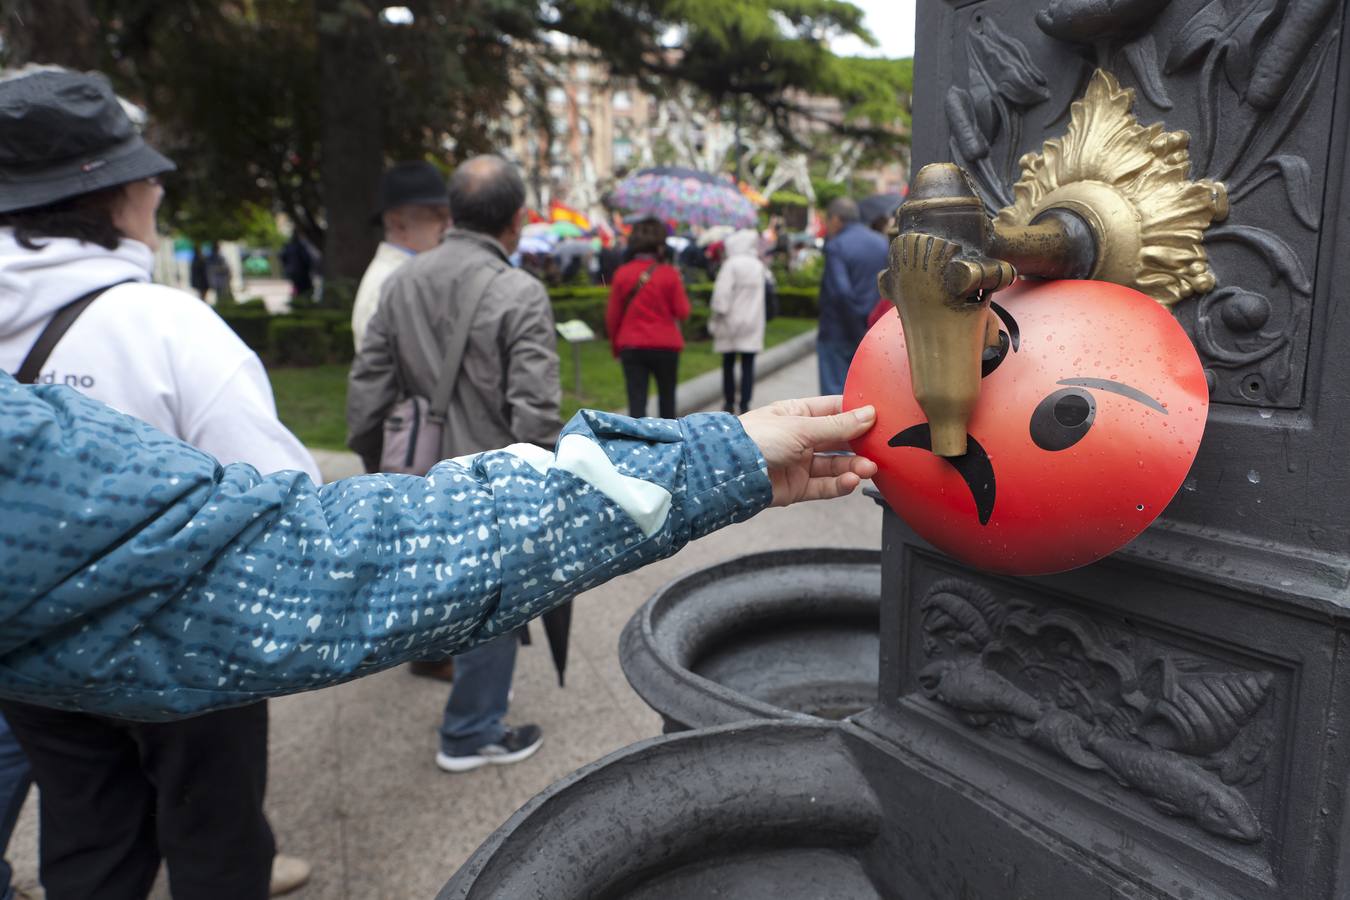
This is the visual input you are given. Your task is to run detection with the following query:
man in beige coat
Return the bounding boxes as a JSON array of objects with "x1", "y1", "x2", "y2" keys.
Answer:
[
  {"x1": 346, "y1": 154, "x2": 562, "y2": 772},
  {"x1": 710, "y1": 229, "x2": 770, "y2": 413}
]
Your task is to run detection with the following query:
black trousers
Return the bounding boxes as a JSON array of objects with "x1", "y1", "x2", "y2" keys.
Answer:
[
  {"x1": 721, "y1": 352, "x2": 756, "y2": 413},
  {"x1": 0, "y1": 700, "x2": 275, "y2": 900},
  {"x1": 620, "y1": 349, "x2": 680, "y2": 419}
]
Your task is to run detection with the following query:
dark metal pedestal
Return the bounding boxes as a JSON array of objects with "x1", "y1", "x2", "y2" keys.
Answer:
[
  {"x1": 442, "y1": 0, "x2": 1350, "y2": 894},
  {"x1": 864, "y1": 2, "x2": 1350, "y2": 896}
]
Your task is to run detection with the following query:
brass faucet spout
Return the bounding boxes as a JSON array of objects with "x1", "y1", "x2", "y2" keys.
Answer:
[{"x1": 883, "y1": 164, "x2": 1019, "y2": 457}]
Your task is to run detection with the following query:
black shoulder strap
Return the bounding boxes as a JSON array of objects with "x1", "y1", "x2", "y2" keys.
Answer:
[
  {"x1": 615, "y1": 261, "x2": 658, "y2": 335},
  {"x1": 15, "y1": 281, "x2": 131, "y2": 384},
  {"x1": 428, "y1": 262, "x2": 502, "y2": 421}
]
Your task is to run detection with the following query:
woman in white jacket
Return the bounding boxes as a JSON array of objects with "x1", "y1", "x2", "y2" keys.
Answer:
[
  {"x1": 709, "y1": 229, "x2": 770, "y2": 414},
  {"x1": 0, "y1": 69, "x2": 313, "y2": 899}
]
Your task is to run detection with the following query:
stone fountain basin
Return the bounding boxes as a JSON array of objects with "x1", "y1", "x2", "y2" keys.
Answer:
[
  {"x1": 437, "y1": 721, "x2": 885, "y2": 900},
  {"x1": 620, "y1": 549, "x2": 881, "y2": 731},
  {"x1": 440, "y1": 715, "x2": 1159, "y2": 898}
]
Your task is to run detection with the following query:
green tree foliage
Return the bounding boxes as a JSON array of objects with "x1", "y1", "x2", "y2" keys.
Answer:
[
  {"x1": 553, "y1": 0, "x2": 910, "y2": 141},
  {"x1": 1, "y1": 0, "x2": 911, "y2": 279}
]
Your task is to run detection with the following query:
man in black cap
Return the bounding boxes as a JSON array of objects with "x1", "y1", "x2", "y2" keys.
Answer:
[{"x1": 349, "y1": 160, "x2": 451, "y2": 349}]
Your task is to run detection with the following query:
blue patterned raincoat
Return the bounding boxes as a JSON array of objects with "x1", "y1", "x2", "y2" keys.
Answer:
[{"x1": 0, "y1": 374, "x2": 772, "y2": 720}]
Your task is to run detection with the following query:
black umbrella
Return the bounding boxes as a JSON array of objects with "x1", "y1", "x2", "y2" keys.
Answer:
[
  {"x1": 858, "y1": 192, "x2": 904, "y2": 228},
  {"x1": 541, "y1": 602, "x2": 573, "y2": 687},
  {"x1": 519, "y1": 602, "x2": 573, "y2": 687}
]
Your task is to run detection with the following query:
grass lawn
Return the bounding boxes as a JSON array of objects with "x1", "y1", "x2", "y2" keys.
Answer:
[{"x1": 270, "y1": 317, "x2": 816, "y2": 450}]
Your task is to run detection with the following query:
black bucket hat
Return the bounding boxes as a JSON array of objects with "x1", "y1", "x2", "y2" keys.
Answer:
[
  {"x1": 0, "y1": 69, "x2": 176, "y2": 214},
  {"x1": 372, "y1": 161, "x2": 449, "y2": 223}
]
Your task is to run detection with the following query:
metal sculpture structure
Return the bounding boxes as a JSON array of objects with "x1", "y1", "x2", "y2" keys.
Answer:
[
  {"x1": 860, "y1": 1, "x2": 1350, "y2": 895},
  {"x1": 444, "y1": 3, "x2": 1350, "y2": 898}
]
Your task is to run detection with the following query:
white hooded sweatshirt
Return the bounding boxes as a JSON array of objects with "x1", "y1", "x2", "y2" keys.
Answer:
[
  {"x1": 0, "y1": 231, "x2": 320, "y2": 481},
  {"x1": 709, "y1": 229, "x2": 768, "y2": 354}
]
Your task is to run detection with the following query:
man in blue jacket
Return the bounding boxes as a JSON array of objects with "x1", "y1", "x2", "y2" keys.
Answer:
[
  {"x1": 0, "y1": 372, "x2": 876, "y2": 721},
  {"x1": 817, "y1": 197, "x2": 890, "y2": 394}
]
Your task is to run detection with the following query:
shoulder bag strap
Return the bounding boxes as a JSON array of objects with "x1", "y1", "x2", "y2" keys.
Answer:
[
  {"x1": 615, "y1": 261, "x2": 658, "y2": 337},
  {"x1": 15, "y1": 280, "x2": 132, "y2": 384},
  {"x1": 428, "y1": 262, "x2": 503, "y2": 421}
]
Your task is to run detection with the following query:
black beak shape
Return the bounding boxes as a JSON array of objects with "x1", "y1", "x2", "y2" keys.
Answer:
[{"x1": 889, "y1": 424, "x2": 997, "y2": 525}]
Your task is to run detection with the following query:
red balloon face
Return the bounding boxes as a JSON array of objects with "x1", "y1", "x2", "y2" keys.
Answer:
[{"x1": 845, "y1": 279, "x2": 1208, "y2": 575}]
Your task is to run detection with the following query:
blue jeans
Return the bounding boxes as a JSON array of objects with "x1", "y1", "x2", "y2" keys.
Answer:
[
  {"x1": 0, "y1": 714, "x2": 31, "y2": 900},
  {"x1": 818, "y1": 339, "x2": 858, "y2": 395},
  {"x1": 439, "y1": 635, "x2": 518, "y2": 756}
]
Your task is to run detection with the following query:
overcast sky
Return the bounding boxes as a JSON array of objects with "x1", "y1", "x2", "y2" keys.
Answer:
[{"x1": 831, "y1": 0, "x2": 917, "y2": 59}]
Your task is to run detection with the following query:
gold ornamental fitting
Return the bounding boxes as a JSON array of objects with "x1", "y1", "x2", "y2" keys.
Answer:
[{"x1": 995, "y1": 69, "x2": 1228, "y2": 307}]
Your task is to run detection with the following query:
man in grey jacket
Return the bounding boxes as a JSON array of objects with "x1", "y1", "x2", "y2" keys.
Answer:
[{"x1": 347, "y1": 155, "x2": 562, "y2": 773}]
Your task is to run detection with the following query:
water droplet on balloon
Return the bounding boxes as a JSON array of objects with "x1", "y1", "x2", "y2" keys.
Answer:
[{"x1": 1247, "y1": 469, "x2": 1261, "y2": 484}]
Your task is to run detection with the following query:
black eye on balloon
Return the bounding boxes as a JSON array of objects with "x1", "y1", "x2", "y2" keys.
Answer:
[{"x1": 1030, "y1": 388, "x2": 1096, "y2": 451}]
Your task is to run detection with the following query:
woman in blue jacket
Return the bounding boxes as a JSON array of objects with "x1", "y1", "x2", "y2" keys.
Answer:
[{"x1": 0, "y1": 371, "x2": 876, "y2": 721}]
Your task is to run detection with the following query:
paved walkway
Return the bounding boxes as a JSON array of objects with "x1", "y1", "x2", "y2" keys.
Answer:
[{"x1": 7, "y1": 353, "x2": 883, "y2": 899}]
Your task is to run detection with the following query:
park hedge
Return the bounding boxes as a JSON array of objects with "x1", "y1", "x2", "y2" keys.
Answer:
[
  {"x1": 269, "y1": 318, "x2": 331, "y2": 366},
  {"x1": 218, "y1": 303, "x2": 354, "y2": 367},
  {"x1": 217, "y1": 282, "x2": 817, "y2": 367},
  {"x1": 545, "y1": 284, "x2": 818, "y2": 340}
]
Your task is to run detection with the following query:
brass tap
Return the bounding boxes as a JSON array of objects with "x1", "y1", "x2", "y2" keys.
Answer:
[{"x1": 882, "y1": 163, "x2": 1095, "y2": 457}]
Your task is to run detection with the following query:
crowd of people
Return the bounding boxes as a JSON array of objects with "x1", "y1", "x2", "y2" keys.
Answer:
[{"x1": 0, "y1": 67, "x2": 882, "y2": 900}]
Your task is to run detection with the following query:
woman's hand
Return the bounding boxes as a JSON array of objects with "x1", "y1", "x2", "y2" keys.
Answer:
[{"x1": 738, "y1": 397, "x2": 879, "y2": 507}]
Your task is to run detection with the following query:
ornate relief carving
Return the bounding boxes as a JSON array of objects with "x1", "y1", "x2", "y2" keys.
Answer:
[
  {"x1": 1036, "y1": 0, "x2": 1176, "y2": 110},
  {"x1": 913, "y1": 578, "x2": 1274, "y2": 843},
  {"x1": 946, "y1": 0, "x2": 1340, "y2": 406},
  {"x1": 1163, "y1": 0, "x2": 1334, "y2": 406},
  {"x1": 945, "y1": 17, "x2": 1049, "y2": 209}
]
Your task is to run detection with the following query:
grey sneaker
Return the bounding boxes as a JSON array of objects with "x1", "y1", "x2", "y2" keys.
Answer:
[{"x1": 436, "y1": 724, "x2": 543, "y2": 773}]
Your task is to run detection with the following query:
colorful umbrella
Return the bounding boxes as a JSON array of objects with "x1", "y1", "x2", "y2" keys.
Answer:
[
  {"x1": 518, "y1": 235, "x2": 557, "y2": 256},
  {"x1": 612, "y1": 166, "x2": 757, "y2": 229},
  {"x1": 522, "y1": 222, "x2": 559, "y2": 240},
  {"x1": 550, "y1": 221, "x2": 585, "y2": 239}
]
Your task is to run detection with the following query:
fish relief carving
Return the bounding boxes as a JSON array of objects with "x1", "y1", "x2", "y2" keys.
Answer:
[{"x1": 913, "y1": 579, "x2": 1274, "y2": 843}]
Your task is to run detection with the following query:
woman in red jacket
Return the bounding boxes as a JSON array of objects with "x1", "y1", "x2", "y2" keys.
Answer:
[{"x1": 606, "y1": 218, "x2": 691, "y2": 418}]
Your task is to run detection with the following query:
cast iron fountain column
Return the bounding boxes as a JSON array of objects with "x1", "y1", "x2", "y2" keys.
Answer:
[{"x1": 850, "y1": 3, "x2": 1350, "y2": 897}]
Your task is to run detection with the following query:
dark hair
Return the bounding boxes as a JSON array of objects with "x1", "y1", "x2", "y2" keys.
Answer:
[
  {"x1": 628, "y1": 219, "x2": 666, "y2": 256},
  {"x1": 0, "y1": 185, "x2": 125, "y2": 250},
  {"x1": 448, "y1": 155, "x2": 526, "y2": 236},
  {"x1": 827, "y1": 197, "x2": 860, "y2": 224}
]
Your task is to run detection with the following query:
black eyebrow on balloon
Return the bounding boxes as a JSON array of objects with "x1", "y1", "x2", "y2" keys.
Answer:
[{"x1": 1057, "y1": 378, "x2": 1168, "y2": 415}]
